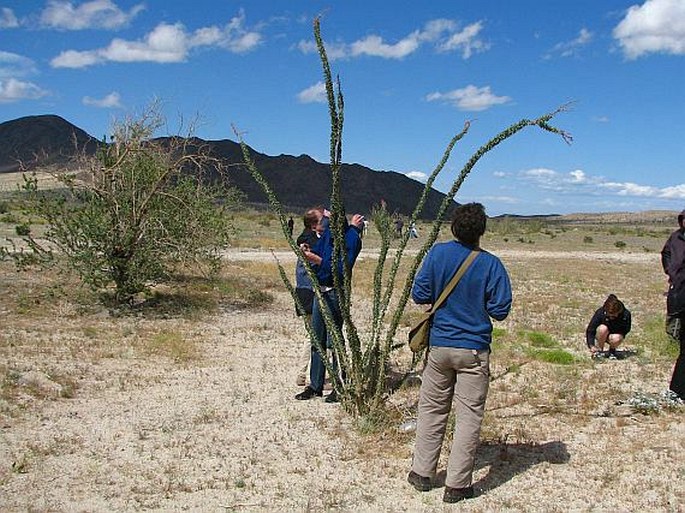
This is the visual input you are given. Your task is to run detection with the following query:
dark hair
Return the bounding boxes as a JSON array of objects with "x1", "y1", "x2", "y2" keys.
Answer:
[
  {"x1": 451, "y1": 203, "x2": 486, "y2": 245},
  {"x1": 603, "y1": 294, "x2": 624, "y2": 317},
  {"x1": 303, "y1": 205, "x2": 324, "y2": 229}
]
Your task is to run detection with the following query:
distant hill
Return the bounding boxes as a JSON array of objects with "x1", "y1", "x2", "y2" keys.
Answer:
[
  {"x1": 0, "y1": 115, "x2": 454, "y2": 218},
  {"x1": 0, "y1": 115, "x2": 100, "y2": 173}
]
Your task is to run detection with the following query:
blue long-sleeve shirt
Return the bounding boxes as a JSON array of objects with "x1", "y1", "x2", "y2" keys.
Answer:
[{"x1": 412, "y1": 240, "x2": 512, "y2": 350}]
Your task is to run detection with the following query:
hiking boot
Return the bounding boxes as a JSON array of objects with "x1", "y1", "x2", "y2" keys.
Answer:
[
  {"x1": 443, "y1": 485, "x2": 474, "y2": 503},
  {"x1": 407, "y1": 471, "x2": 432, "y2": 492},
  {"x1": 324, "y1": 390, "x2": 339, "y2": 403},
  {"x1": 295, "y1": 386, "x2": 322, "y2": 400},
  {"x1": 296, "y1": 374, "x2": 306, "y2": 387}
]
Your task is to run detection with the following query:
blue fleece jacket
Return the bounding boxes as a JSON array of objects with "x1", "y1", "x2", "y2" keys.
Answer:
[
  {"x1": 412, "y1": 240, "x2": 512, "y2": 350},
  {"x1": 314, "y1": 223, "x2": 362, "y2": 287}
]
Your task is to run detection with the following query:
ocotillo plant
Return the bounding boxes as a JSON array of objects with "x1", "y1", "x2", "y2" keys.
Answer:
[{"x1": 235, "y1": 17, "x2": 571, "y2": 417}]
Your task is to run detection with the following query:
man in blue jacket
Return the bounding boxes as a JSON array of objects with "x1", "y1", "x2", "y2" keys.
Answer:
[
  {"x1": 295, "y1": 208, "x2": 364, "y2": 403},
  {"x1": 408, "y1": 202, "x2": 512, "y2": 504}
]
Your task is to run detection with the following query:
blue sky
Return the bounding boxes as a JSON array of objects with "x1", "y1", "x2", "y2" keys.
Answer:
[{"x1": 1, "y1": 0, "x2": 684, "y2": 216}]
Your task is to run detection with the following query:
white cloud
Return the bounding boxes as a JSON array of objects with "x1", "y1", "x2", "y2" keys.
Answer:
[
  {"x1": 51, "y1": 11, "x2": 262, "y2": 68},
  {"x1": 613, "y1": 0, "x2": 685, "y2": 59},
  {"x1": 297, "y1": 81, "x2": 326, "y2": 103},
  {"x1": 593, "y1": 115, "x2": 610, "y2": 123},
  {"x1": 518, "y1": 166, "x2": 685, "y2": 199},
  {"x1": 208, "y1": 9, "x2": 263, "y2": 53},
  {"x1": 569, "y1": 169, "x2": 587, "y2": 183},
  {"x1": 436, "y1": 21, "x2": 489, "y2": 59},
  {"x1": 296, "y1": 18, "x2": 488, "y2": 61},
  {"x1": 659, "y1": 184, "x2": 685, "y2": 198},
  {"x1": 418, "y1": 19, "x2": 456, "y2": 42},
  {"x1": 546, "y1": 27, "x2": 593, "y2": 58},
  {"x1": 479, "y1": 195, "x2": 520, "y2": 204},
  {"x1": 493, "y1": 171, "x2": 508, "y2": 178},
  {"x1": 102, "y1": 23, "x2": 188, "y2": 63},
  {"x1": 426, "y1": 85, "x2": 511, "y2": 111},
  {"x1": 0, "y1": 7, "x2": 19, "y2": 28},
  {"x1": 83, "y1": 91, "x2": 122, "y2": 108},
  {"x1": 296, "y1": 39, "x2": 348, "y2": 60},
  {"x1": 0, "y1": 51, "x2": 37, "y2": 78},
  {"x1": 51, "y1": 49, "x2": 101, "y2": 68},
  {"x1": 0, "y1": 78, "x2": 49, "y2": 103},
  {"x1": 350, "y1": 34, "x2": 420, "y2": 59},
  {"x1": 40, "y1": 0, "x2": 145, "y2": 30},
  {"x1": 406, "y1": 171, "x2": 428, "y2": 182}
]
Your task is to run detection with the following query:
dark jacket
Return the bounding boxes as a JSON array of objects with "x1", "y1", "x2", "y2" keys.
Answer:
[
  {"x1": 586, "y1": 307, "x2": 632, "y2": 348},
  {"x1": 661, "y1": 209, "x2": 685, "y2": 315},
  {"x1": 295, "y1": 228, "x2": 318, "y2": 290},
  {"x1": 294, "y1": 228, "x2": 319, "y2": 316}
]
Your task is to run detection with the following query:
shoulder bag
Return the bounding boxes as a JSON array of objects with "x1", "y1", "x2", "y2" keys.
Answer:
[{"x1": 408, "y1": 250, "x2": 479, "y2": 353}]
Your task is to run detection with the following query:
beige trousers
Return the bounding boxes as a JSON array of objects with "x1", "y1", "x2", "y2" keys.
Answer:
[{"x1": 411, "y1": 346, "x2": 490, "y2": 489}]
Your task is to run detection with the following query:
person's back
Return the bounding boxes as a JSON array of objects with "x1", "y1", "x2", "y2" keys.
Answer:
[
  {"x1": 408, "y1": 202, "x2": 511, "y2": 504},
  {"x1": 412, "y1": 240, "x2": 511, "y2": 350}
]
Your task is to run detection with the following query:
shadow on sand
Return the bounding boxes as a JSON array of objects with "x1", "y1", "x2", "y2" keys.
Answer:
[{"x1": 434, "y1": 440, "x2": 570, "y2": 495}]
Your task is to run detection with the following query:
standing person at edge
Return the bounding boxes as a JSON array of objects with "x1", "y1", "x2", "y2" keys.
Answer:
[
  {"x1": 287, "y1": 216, "x2": 295, "y2": 237},
  {"x1": 661, "y1": 208, "x2": 685, "y2": 400},
  {"x1": 295, "y1": 208, "x2": 364, "y2": 403},
  {"x1": 585, "y1": 294, "x2": 631, "y2": 360},
  {"x1": 407, "y1": 203, "x2": 512, "y2": 504}
]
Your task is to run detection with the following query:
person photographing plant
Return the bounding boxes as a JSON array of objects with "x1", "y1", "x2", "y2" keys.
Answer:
[
  {"x1": 294, "y1": 208, "x2": 364, "y2": 403},
  {"x1": 407, "y1": 202, "x2": 512, "y2": 504},
  {"x1": 292, "y1": 206, "x2": 326, "y2": 387},
  {"x1": 661, "y1": 208, "x2": 685, "y2": 400}
]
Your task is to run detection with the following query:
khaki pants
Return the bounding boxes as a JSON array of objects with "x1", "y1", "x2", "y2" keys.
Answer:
[{"x1": 412, "y1": 346, "x2": 489, "y2": 489}]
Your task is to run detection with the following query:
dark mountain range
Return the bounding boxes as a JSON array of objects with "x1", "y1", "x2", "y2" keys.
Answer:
[
  {"x1": 0, "y1": 115, "x2": 454, "y2": 217},
  {"x1": 0, "y1": 115, "x2": 100, "y2": 173}
]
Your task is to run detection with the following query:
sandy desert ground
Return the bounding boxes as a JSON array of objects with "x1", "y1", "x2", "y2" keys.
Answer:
[{"x1": 1, "y1": 241, "x2": 684, "y2": 512}]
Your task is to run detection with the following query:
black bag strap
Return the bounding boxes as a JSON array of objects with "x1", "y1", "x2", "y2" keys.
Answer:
[{"x1": 426, "y1": 250, "x2": 479, "y2": 315}]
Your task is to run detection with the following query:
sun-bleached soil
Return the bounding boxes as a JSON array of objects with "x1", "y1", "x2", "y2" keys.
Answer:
[{"x1": 1, "y1": 246, "x2": 684, "y2": 512}]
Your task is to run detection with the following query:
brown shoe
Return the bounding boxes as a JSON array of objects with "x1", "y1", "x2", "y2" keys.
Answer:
[
  {"x1": 296, "y1": 375, "x2": 306, "y2": 387},
  {"x1": 407, "y1": 471, "x2": 432, "y2": 492},
  {"x1": 443, "y1": 485, "x2": 474, "y2": 503}
]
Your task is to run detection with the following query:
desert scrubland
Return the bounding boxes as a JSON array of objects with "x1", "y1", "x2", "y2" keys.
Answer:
[{"x1": 1, "y1": 210, "x2": 683, "y2": 512}]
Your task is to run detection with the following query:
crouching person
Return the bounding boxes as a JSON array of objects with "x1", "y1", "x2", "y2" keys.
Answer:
[
  {"x1": 586, "y1": 294, "x2": 631, "y2": 359},
  {"x1": 407, "y1": 203, "x2": 512, "y2": 503}
]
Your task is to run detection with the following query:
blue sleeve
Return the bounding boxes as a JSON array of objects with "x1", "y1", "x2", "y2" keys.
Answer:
[
  {"x1": 485, "y1": 260, "x2": 512, "y2": 321},
  {"x1": 314, "y1": 229, "x2": 333, "y2": 284},
  {"x1": 315, "y1": 226, "x2": 362, "y2": 286},
  {"x1": 345, "y1": 227, "x2": 362, "y2": 266},
  {"x1": 412, "y1": 249, "x2": 434, "y2": 305}
]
